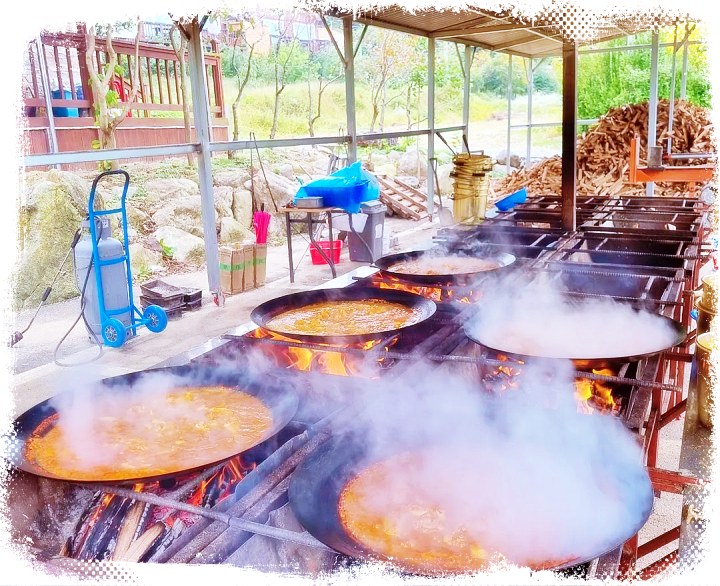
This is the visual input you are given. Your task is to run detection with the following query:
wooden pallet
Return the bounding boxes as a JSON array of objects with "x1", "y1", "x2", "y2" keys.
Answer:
[{"x1": 375, "y1": 175, "x2": 432, "y2": 221}]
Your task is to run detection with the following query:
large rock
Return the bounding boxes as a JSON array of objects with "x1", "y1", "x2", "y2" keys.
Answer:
[
  {"x1": 277, "y1": 163, "x2": 295, "y2": 180},
  {"x1": 232, "y1": 188, "x2": 253, "y2": 227},
  {"x1": 495, "y1": 150, "x2": 522, "y2": 169},
  {"x1": 437, "y1": 163, "x2": 453, "y2": 195},
  {"x1": 14, "y1": 183, "x2": 86, "y2": 308},
  {"x1": 398, "y1": 149, "x2": 427, "y2": 178},
  {"x1": 129, "y1": 243, "x2": 163, "y2": 279},
  {"x1": 374, "y1": 163, "x2": 396, "y2": 177},
  {"x1": 244, "y1": 170, "x2": 299, "y2": 211},
  {"x1": 21, "y1": 170, "x2": 97, "y2": 214},
  {"x1": 219, "y1": 217, "x2": 253, "y2": 244},
  {"x1": 126, "y1": 205, "x2": 154, "y2": 234},
  {"x1": 152, "y1": 196, "x2": 203, "y2": 238},
  {"x1": 214, "y1": 186, "x2": 234, "y2": 220},
  {"x1": 214, "y1": 170, "x2": 251, "y2": 189},
  {"x1": 151, "y1": 226, "x2": 205, "y2": 265},
  {"x1": 143, "y1": 178, "x2": 199, "y2": 213}
]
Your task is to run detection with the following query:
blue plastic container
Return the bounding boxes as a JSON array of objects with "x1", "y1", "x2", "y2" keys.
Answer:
[
  {"x1": 495, "y1": 187, "x2": 527, "y2": 212},
  {"x1": 51, "y1": 88, "x2": 80, "y2": 117}
]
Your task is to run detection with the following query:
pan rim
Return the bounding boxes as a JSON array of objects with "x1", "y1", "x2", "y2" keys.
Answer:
[
  {"x1": 9, "y1": 366, "x2": 299, "y2": 484},
  {"x1": 250, "y1": 287, "x2": 437, "y2": 343}
]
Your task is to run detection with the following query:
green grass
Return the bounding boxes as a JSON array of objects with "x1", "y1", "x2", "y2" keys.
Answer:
[{"x1": 221, "y1": 79, "x2": 563, "y2": 155}]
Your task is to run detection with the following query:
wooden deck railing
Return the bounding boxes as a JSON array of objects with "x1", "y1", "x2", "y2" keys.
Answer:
[{"x1": 23, "y1": 26, "x2": 224, "y2": 120}]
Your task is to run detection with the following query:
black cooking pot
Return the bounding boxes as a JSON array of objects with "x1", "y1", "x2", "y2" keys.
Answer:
[
  {"x1": 289, "y1": 429, "x2": 654, "y2": 575},
  {"x1": 374, "y1": 248, "x2": 516, "y2": 286},
  {"x1": 8, "y1": 365, "x2": 299, "y2": 484},
  {"x1": 251, "y1": 287, "x2": 436, "y2": 344}
]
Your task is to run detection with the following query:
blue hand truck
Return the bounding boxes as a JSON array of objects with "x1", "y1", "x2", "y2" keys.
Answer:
[{"x1": 88, "y1": 170, "x2": 168, "y2": 347}]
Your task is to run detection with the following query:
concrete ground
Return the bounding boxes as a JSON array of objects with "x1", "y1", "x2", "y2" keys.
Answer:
[
  {"x1": 5, "y1": 212, "x2": 687, "y2": 573},
  {"x1": 7, "y1": 215, "x2": 438, "y2": 418}
]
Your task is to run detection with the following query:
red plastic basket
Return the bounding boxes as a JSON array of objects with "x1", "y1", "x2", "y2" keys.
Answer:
[{"x1": 310, "y1": 240, "x2": 343, "y2": 265}]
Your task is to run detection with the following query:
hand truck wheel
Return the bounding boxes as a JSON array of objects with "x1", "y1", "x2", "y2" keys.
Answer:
[
  {"x1": 102, "y1": 318, "x2": 127, "y2": 348},
  {"x1": 142, "y1": 305, "x2": 168, "y2": 333}
]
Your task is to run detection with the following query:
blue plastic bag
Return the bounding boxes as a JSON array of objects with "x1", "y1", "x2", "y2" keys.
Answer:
[{"x1": 294, "y1": 162, "x2": 378, "y2": 213}]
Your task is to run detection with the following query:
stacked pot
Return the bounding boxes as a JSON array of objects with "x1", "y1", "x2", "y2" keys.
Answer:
[
  {"x1": 695, "y1": 272, "x2": 718, "y2": 429},
  {"x1": 450, "y1": 153, "x2": 492, "y2": 224}
]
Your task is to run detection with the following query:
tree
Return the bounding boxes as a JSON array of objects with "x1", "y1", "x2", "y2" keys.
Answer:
[
  {"x1": 85, "y1": 22, "x2": 142, "y2": 169},
  {"x1": 169, "y1": 23, "x2": 194, "y2": 166},
  {"x1": 268, "y1": 13, "x2": 308, "y2": 139},
  {"x1": 306, "y1": 45, "x2": 342, "y2": 137},
  {"x1": 357, "y1": 29, "x2": 417, "y2": 132},
  {"x1": 226, "y1": 17, "x2": 262, "y2": 148}
]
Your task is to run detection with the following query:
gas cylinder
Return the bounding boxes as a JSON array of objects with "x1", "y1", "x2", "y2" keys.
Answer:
[{"x1": 73, "y1": 218, "x2": 131, "y2": 339}]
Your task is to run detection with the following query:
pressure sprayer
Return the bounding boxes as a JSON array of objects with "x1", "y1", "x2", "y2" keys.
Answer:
[
  {"x1": 9, "y1": 170, "x2": 168, "y2": 359},
  {"x1": 76, "y1": 169, "x2": 168, "y2": 348}
]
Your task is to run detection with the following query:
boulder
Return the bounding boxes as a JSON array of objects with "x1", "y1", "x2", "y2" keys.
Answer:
[
  {"x1": 437, "y1": 163, "x2": 454, "y2": 195},
  {"x1": 151, "y1": 226, "x2": 205, "y2": 265},
  {"x1": 374, "y1": 163, "x2": 396, "y2": 177},
  {"x1": 152, "y1": 196, "x2": 203, "y2": 238},
  {"x1": 387, "y1": 150, "x2": 403, "y2": 163},
  {"x1": 232, "y1": 188, "x2": 253, "y2": 227},
  {"x1": 214, "y1": 186, "x2": 234, "y2": 220},
  {"x1": 214, "y1": 170, "x2": 250, "y2": 189},
  {"x1": 277, "y1": 163, "x2": 295, "y2": 180},
  {"x1": 125, "y1": 205, "x2": 154, "y2": 234},
  {"x1": 14, "y1": 183, "x2": 86, "y2": 308},
  {"x1": 219, "y1": 217, "x2": 253, "y2": 244},
  {"x1": 398, "y1": 150, "x2": 427, "y2": 178},
  {"x1": 129, "y1": 243, "x2": 163, "y2": 279},
  {"x1": 495, "y1": 150, "x2": 522, "y2": 169},
  {"x1": 243, "y1": 170, "x2": 298, "y2": 212},
  {"x1": 143, "y1": 178, "x2": 199, "y2": 213}
]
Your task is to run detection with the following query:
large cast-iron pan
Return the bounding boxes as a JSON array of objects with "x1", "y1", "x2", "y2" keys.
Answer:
[
  {"x1": 374, "y1": 248, "x2": 516, "y2": 285},
  {"x1": 464, "y1": 306, "x2": 686, "y2": 370},
  {"x1": 250, "y1": 287, "x2": 436, "y2": 344},
  {"x1": 288, "y1": 430, "x2": 654, "y2": 575},
  {"x1": 8, "y1": 365, "x2": 299, "y2": 484}
]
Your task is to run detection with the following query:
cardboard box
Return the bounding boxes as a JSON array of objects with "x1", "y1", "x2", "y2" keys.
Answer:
[
  {"x1": 219, "y1": 246, "x2": 233, "y2": 294},
  {"x1": 219, "y1": 245, "x2": 244, "y2": 294},
  {"x1": 254, "y1": 244, "x2": 267, "y2": 287},
  {"x1": 242, "y1": 244, "x2": 255, "y2": 291}
]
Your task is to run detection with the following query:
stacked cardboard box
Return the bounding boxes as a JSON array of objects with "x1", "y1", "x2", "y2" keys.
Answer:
[{"x1": 219, "y1": 243, "x2": 268, "y2": 295}]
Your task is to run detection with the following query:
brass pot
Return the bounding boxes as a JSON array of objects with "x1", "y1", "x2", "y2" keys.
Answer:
[
  {"x1": 696, "y1": 299, "x2": 717, "y2": 338},
  {"x1": 700, "y1": 273, "x2": 719, "y2": 313},
  {"x1": 695, "y1": 332, "x2": 717, "y2": 429}
]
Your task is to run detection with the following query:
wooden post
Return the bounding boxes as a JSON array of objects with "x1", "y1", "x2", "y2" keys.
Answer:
[{"x1": 561, "y1": 40, "x2": 577, "y2": 232}]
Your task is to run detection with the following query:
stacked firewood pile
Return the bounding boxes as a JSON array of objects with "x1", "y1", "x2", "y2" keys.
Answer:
[{"x1": 491, "y1": 100, "x2": 715, "y2": 199}]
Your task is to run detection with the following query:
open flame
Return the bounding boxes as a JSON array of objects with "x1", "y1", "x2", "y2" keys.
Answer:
[
  {"x1": 369, "y1": 273, "x2": 478, "y2": 304},
  {"x1": 247, "y1": 328, "x2": 397, "y2": 377},
  {"x1": 575, "y1": 368, "x2": 619, "y2": 415},
  {"x1": 484, "y1": 355, "x2": 620, "y2": 414}
]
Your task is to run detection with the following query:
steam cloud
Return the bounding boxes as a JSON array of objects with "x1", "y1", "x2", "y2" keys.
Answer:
[
  {"x1": 466, "y1": 278, "x2": 680, "y2": 359},
  {"x1": 338, "y1": 359, "x2": 652, "y2": 570}
]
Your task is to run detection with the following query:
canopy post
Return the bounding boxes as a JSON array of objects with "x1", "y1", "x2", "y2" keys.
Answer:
[
  {"x1": 343, "y1": 17, "x2": 357, "y2": 163},
  {"x1": 647, "y1": 30, "x2": 659, "y2": 197},
  {"x1": 427, "y1": 37, "x2": 435, "y2": 218},
  {"x1": 186, "y1": 16, "x2": 222, "y2": 302},
  {"x1": 561, "y1": 40, "x2": 577, "y2": 232},
  {"x1": 462, "y1": 45, "x2": 471, "y2": 153}
]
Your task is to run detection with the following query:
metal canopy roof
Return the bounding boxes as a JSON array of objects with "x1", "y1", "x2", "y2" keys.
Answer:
[{"x1": 329, "y1": 5, "x2": 685, "y2": 58}]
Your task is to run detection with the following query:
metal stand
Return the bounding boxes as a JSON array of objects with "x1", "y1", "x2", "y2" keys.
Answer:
[{"x1": 281, "y1": 206, "x2": 337, "y2": 283}]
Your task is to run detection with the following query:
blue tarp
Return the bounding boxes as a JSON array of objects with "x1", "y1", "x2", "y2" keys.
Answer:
[{"x1": 294, "y1": 162, "x2": 379, "y2": 213}]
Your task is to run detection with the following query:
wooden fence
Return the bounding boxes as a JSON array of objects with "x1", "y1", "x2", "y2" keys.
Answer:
[{"x1": 22, "y1": 26, "x2": 228, "y2": 165}]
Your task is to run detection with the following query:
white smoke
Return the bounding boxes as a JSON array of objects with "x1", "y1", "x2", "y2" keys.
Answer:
[
  {"x1": 340, "y1": 359, "x2": 652, "y2": 571},
  {"x1": 466, "y1": 278, "x2": 681, "y2": 359}
]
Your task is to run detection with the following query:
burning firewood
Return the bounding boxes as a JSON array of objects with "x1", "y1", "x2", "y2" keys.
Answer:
[
  {"x1": 112, "y1": 522, "x2": 165, "y2": 562},
  {"x1": 491, "y1": 100, "x2": 715, "y2": 200}
]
